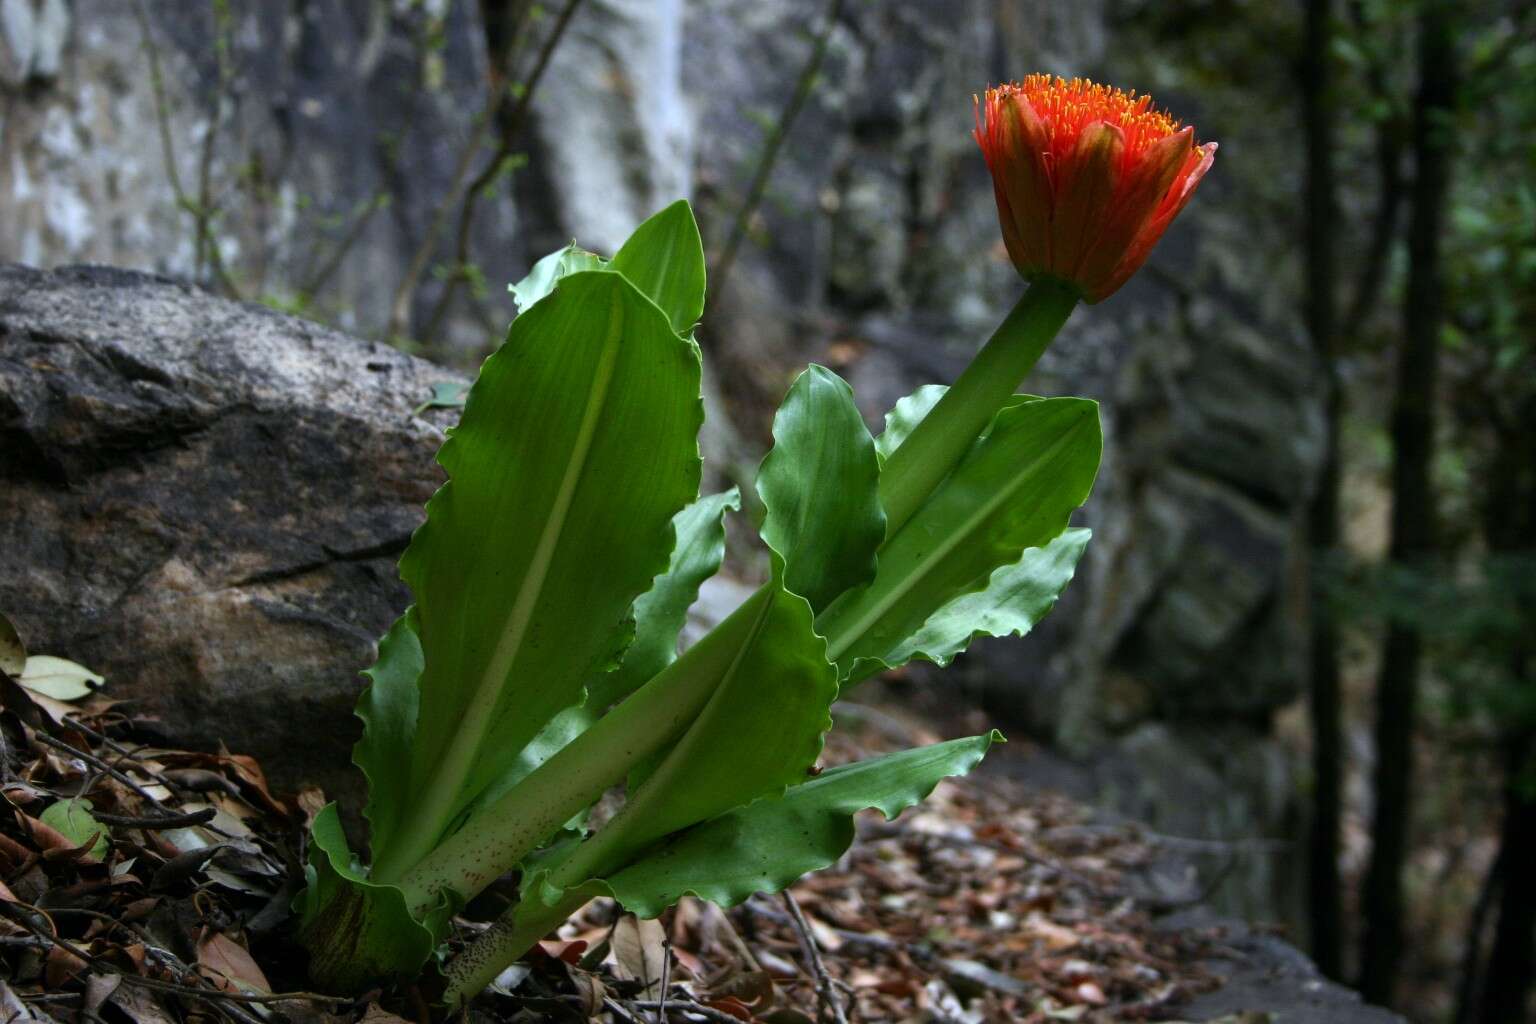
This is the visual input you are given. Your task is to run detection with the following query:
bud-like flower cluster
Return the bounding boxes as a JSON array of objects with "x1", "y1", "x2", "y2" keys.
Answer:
[{"x1": 975, "y1": 75, "x2": 1217, "y2": 302}]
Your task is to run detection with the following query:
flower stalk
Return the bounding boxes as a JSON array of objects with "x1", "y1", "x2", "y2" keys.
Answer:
[{"x1": 878, "y1": 277, "x2": 1080, "y2": 534}]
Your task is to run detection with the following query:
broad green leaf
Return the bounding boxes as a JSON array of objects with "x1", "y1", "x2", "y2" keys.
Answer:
[
  {"x1": 471, "y1": 489, "x2": 741, "y2": 817},
  {"x1": 818, "y1": 398, "x2": 1101, "y2": 676},
  {"x1": 355, "y1": 610, "x2": 423, "y2": 859},
  {"x1": 19, "y1": 655, "x2": 102, "y2": 700},
  {"x1": 40, "y1": 797, "x2": 108, "y2": 859},
  {"x1": 546, "y1": 580, "x2": 838, "y2": 885},
  {"x1": 758, "y1": 366, "x2": 886, "y2": 612},
  {"x1": 609, "y1": 201, "x2": 707, "y2": 336},
  {"x1": 300, "y1": 804, "x2": 447, "y2": 991},
  {"x1": 600, "y1": 733, "x2": 1000, "y2": 916},
  {"x1": 509, "y1": 243, "x2": 606, "y2": 313},
  {"x1": 0, "y1": 612, "x2": 24, "y2": 676},
  {"x1": 371, "y1": 270, "x2": 703, "y2": 880},
  {"x1": 845, "y1": 528, "x2": 1091, "y2": 684}
]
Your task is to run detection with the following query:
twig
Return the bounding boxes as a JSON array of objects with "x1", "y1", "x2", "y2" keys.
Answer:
[
  {"x1": 132, "y1": 0, "x2": 241, "y2": 298},
  {"x1": 420, "y1": 0, "x2": 587, "y2": 346},
  {"x1": 632, "y1": 998, "x2": 748, "y2": 1024},
  {"x1": 62, "y1": 718, "x2": 181, "y2": 794},
  {"x1": 387, "y1": 0, "x2": 585, "y2": 343},
  {"x1": 32, "y1": 733, "x2": 174, "y2": 814},
  {"x1": 89, "y1": 807, "x2": 217, "y2": 829},
  {"x1": 194, "y1": 0, "x2": 236, "y2": 284},
  {"x1": 50, "y1": 908, "x2": 262, "y2": 1024},
  {"x1": 744, "y1": 900, "x2": 901, "y2": 959},
  {"x1": 299, "y1": 193, "x2": 389, "y2": 300},
  {"x1": 781, "y1": 891, "x2": 848, "y2": 1024},
  {"x1": 0, "y1": 900, "x2": 352, "y2": 1007},
  {"x1": 656, "y1": 939, "x2": 671, "y2": 1024},
  {"x1": 603, "y1": 996, "x2": 642, "y2": 1024},
  {"x1": 706, "y1": 0, "x2": 844, "y2": 310}
]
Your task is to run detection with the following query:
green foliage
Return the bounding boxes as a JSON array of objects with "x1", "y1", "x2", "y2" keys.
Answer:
[
  {"x1": 372, "y1": 266, "x2": 704, "y2": 881},
  {"x1": 603, "y1": 732, "x2": 1001, "y2": 916},
  {"x1": 297, "y1": 200, "x2": 1100, "y2": 1001},
  {"x1": 758, "y1": 365, "x2": 886, "y2": 611},
  {"x1": 300, "y1": 804, "x2": 443, "y2": 991},
  {"x1": 821, "y1": 396, "x2": 1101, "y2": 679},
  {"x1": 492, "y1": 489, "x2": 741, "y2": 810}
]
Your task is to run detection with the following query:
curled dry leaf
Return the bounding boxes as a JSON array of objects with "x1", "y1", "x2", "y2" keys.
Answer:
[
  {"x1": 43, "y1": 940, "x2": 90, "y2": 989},
  {"x1": 702, "y1": 995, "x2": 755, "y2": 1021},
  {"x1": 358, "y1": 1003, "x2": 414, "y2": 1024},
  {"x1": 610, "y1": 915, "x2": 667, "y2": 1000},
  {"x1": 195, "y1": 930, "x2": 272, "y2": 994},
  {"x1": 565, "y1": 962, "x2": 607, "y2": 1017}
]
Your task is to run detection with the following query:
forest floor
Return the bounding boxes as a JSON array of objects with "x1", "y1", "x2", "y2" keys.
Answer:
[{"x1": 0, "y1": 675, "x2": 1394, "y2": 1024}]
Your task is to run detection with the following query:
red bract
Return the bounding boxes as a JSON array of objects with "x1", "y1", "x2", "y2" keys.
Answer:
[{"x1": 975, "y1": 75, "x2": 1217, "y2": 303}]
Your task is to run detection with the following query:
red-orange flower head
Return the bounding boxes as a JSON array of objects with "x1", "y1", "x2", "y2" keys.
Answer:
[{"x1": 975, "y1": 75, "x2": 1216, "y2": 303}]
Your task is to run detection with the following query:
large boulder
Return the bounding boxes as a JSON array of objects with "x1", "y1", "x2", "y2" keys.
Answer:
[{"x1": 0, "y1": 264, "x2": 460, "y2": 796}]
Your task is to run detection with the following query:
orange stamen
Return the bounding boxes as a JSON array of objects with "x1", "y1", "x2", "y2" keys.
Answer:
[{"x1": 985, "y1": 75, "x2": 1192, "y2": 166}]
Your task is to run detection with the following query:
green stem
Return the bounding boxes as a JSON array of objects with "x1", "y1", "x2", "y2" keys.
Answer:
[
  {"x1": 440, "y1": 889, "x2": 589, "y2": 1008},
  {"x1": 878, "y1": 277, "x2": 1079, "y2": 533}
]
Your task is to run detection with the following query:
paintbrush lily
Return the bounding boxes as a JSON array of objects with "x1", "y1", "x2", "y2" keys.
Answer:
[{"x1": 976, "y1": 75, "x2": 1217, "y2": 302}]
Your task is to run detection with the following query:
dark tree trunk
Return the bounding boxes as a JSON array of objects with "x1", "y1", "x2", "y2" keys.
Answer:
[
  {"x1": 1452, "y1": 837, "x2": 1503, "y2": 1024},
  {"x1": 1342, "y1": 0, "x2": 1408, "y2": 342},
  {"x1": 1357, "y1": 0, "x2": 1457, "y2": 1006},
  {"x1": 1300, "y1": 0, "x2": 1344, "y2": 983},
  {"x1": 1480, "y1": 733, "x2": 1536, "y2": 1022},
  {"x1": 1469, "y1": 407, "x2": 1536, "y2": 1022}
]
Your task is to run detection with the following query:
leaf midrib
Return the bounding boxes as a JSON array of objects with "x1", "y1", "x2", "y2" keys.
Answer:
[{"x1": 416, "y1": 285, "x2": 628, "y2": 830}]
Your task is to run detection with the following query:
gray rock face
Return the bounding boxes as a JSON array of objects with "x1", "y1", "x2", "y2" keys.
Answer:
[
  {"x1": 0, "y1": 0, "x2": 1325, "y2": 928},
  {"x1": 0, "y1": 264, "x2": 461, "y2": 795},
  {"x1": 1163, "y1": 909, "x2": 1406, "y2": 1024}
]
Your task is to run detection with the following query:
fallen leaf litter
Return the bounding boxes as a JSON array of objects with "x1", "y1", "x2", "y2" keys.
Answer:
[{"x1": 0, "y1": 652, "x2": 1243, "y2": 1023}]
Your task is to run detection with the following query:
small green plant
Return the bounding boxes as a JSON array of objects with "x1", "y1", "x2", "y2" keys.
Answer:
[{"x1": 297, "y1": 75, "x2": 1214, "y2": 1006}]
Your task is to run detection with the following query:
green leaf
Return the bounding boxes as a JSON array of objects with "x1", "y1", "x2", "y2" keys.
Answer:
[
  {"x1": 40, "y1": 797, "x2": 108, "y2": 859},
  {"x1": 355, "y1": 609, "x2": 423, "y2": 860},
  {"x1": 846, "y1": 528, "x2": 1091, "y2": 684},
  {"x1": 818, "y1": 398, "x2": 1101, "y2": 677},
  {"x1": 609, "y1": 201, "x2": 707, "y2": 337},
  {"x1": 414, "y1": 381, "x2": 470, "y2": 415},
  {"x1": 509, "y1": 243, "x2": 606, "y2": 313},
  {"x1": 599, "y1": 488, "x2": 741, "y2": 708},
  {"x1": 758, "y1": 366, "x2": 886, "y2": 612},
  {"x1": 600, "y1": 732, "x2": 1000, "y2": 916},
  {"x1": 542, "y1": 580, "x2": 839, "y2": 886},
  {"x1": 472, "y1": 489, "x2": 741, "y2": 815},
  {"x1": 370, "y1": 270, "x2": 703, "y2": 881},
  {"x1": 300, "y1": 804, "x2": 447, "y2": 991},
  {"x1": 19, "y1": 655, "x2": 103, "y2": 701},
  {"x1": 875, "y1": 384, "x2": 948, "y2": 464}
]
